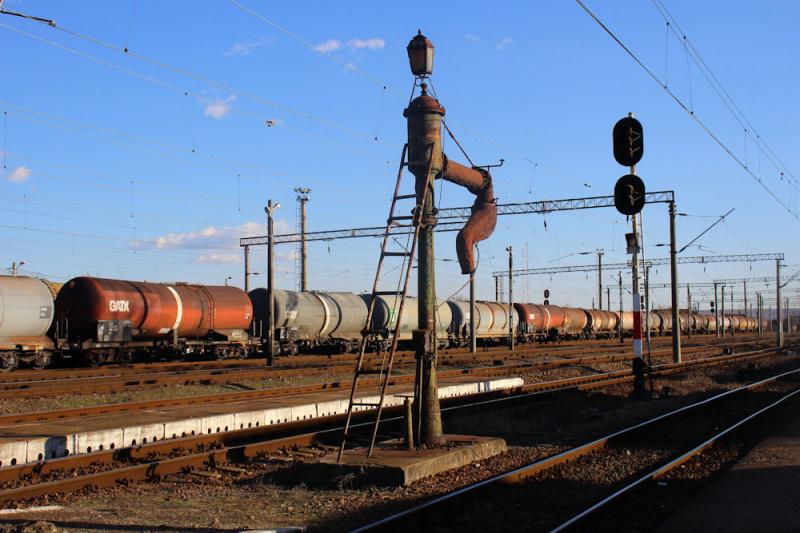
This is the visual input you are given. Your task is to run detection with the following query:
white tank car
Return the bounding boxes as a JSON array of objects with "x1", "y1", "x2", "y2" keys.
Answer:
[{"x1": 0, "y1": 275, "x2": 56, "y2": 370}]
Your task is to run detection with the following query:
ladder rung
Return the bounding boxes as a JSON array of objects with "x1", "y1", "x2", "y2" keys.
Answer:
[
  {"x1": 382, "y1": 251, "x2": 411, "y2": 257},
  {"x1": 394, "y1": 193, "x2": 416, "y2": 200},
  {"x1": 374, "y1": 290, "x2": 402, "y2": 296},
  {"x1": 389, "y1": 215, "x2": 414, "y2": 221},
  {"x1": 352, "y1": 402, "x2": 381, "y2": 408}
]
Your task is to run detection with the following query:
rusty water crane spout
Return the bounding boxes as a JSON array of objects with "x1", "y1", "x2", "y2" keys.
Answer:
[
  {"x1": 441, "y1": 156, "x2": 497, "y2": 274},
  {"x1": 403, "y1": 83, "x2": 497, "y2": 275}
]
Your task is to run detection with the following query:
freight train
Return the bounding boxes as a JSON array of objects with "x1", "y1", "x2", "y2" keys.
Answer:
[{"x1": 0, "y1": 275, "x2": 768, "y2": 370}]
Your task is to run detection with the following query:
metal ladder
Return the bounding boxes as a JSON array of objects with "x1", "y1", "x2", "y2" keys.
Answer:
[{"x1": 337, "y1": 144, "x2": 434, "y2": 461}]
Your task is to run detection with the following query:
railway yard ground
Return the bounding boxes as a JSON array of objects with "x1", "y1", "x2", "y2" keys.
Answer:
[{"x1": 0, "y1": 334, "x2": 795, "y2": 531}]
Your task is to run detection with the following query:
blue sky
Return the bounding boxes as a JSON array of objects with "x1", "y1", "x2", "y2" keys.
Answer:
[{"x1": 0, "y1": 0, "x2": 797, "y2": 312}]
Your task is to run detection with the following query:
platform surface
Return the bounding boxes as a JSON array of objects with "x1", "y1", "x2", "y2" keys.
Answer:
[
  {"x1": 658, "y1": 406, "x2": 800, "y2": 532},
  {"x1": 0, "y1": 376, "x2": 522, "y2": 467}
]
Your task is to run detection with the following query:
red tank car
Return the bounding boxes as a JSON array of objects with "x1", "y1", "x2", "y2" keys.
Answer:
[{"x1": 56, "y1": 277, "x2": 253, "y2": 362}]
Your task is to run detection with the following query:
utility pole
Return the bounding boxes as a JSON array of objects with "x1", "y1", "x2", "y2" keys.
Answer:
[
  {"x1": 294, "y1": 187, "x2": 311, "y2": 291},
  {"x1": 507, "y1": 246, "x2": 514, "y2": 350},
  {"x1": 730, "y1": 286, "x2": 735, "y2": 337},
  {"x1": 265, "y1": 200, "x2": 280, "y2": 366},
  {"x1": 469, "y1": 274, "x2": 476, "y2": 353},
  {"x1": 597, "y1": 249, "x2": 604, "y2": 310},
  {"x1": 243, "y1": 245, "x2": 250, "y2": 292},
  {"x1": 714, "y1": 283, "x2": 719, "y2": 338},
  {"x1": 777, "y1": 258, "x2": 783, "y2": 348},
  {"x1": 668, "y1": 200, "x2": 681, "y2": 363},
  {"x1": 618, "y1": 271, "x2": 624, "y2": 343},
  {"x1": 644, "y1": 265, "x2": 651, "y2": 350},
  {"x1": 686, "y1": 285, "x2": 692, "y2": 340},
  {"x1": 743, "y1": 280, "x2": 747, "y2": 317},
  {"x1": 721, "y1": 285, "x2": 726, "y2": 338},
  {"x1": 607, "y1": 287, "x2": 611, "y2": 312},
  {"x1": 495, "y1": 275, "x2": 500, "y2": 301},
  {"x1": 757, "y1": 292, "x2": 762, "y2": 335}
]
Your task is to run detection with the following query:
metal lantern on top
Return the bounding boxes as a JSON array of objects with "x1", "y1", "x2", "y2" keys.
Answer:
[{"x1": 407, "y1": 30, "x2": 434, "y2": 77}]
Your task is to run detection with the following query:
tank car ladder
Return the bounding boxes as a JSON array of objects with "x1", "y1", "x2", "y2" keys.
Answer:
[{"x1": 337, "y1": 144, "x2": 433, "y2": 461}]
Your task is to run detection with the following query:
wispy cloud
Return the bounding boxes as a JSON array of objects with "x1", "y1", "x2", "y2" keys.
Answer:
[
  {"x1": 313, "y1": 39, "x2": 341, "y2": 53},
  {"x1": 495, "y1": 37, "x2": 513, "y2": 50},
  {"x1": 313, "y1": 37, "x2": 385, "y2": 53},
  {"x1": 135, "y1": 220, "x2": 292, "y2": 265},
  {"x1": 204, "y1": 94, "x2": 236, "y2": 119},
  {"x1": 465, "y1": 34, "x2": 480, "y2": 42},
  {"x1": 347, "y1": 38, "x2": 384, "y2": 50},
  {"x1": 7, "y1": 166, "x2": 31, "y2": 183},
  {"x1": 225, "y1": 36, "x2": 273, "y2": 56}
]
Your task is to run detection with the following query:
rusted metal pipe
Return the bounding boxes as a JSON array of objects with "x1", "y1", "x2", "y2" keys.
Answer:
[{"x1": 441, "y1": 155, "x2": 497, "y2": 274}]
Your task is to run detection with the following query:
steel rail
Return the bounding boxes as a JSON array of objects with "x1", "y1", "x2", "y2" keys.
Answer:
[
  {"x1": 0, "y1": 334, "x2": 769, "y2": 399},
  {"x1": 0, "y1": 337, "x2": 773, "y2": 424},
  {"x1": 0, "y1": 347, "x2": 791, "y2": 506},
  {"x1": 352, "y1": 359, "x2": 800, "y2": 532},
  {"x1": 551, "y1": 383, "x2": 800, "y2": 532}
]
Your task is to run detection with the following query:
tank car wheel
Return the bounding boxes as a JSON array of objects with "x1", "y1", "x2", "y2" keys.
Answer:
[
  {"x1": 0, "y1": 353, "x2": 19, "y2": 373},
  {"x1": 31, "y1": 352, "x2": 52, "y2": 371}
]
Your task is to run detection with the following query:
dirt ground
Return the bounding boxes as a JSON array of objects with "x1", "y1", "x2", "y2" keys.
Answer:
[{"x1": 0, "y1": 353, "x2": 796, "y2": 532}]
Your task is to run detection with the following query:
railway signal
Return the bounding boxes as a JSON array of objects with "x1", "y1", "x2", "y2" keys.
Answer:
[
  {"x1": 612, "y1": 116, "x2": 644, "y2": 167},
  {"x1": 614, "y1": 174, "x2": 646, "y2": 217}
]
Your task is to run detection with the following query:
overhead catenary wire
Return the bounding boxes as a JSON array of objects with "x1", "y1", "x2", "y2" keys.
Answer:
[
  {"x1": 651, "y1": 0, "x2": 800, "y2": 195},
  {"x1": 575, "y1": 0, "x2": 800, "y2": 222}
]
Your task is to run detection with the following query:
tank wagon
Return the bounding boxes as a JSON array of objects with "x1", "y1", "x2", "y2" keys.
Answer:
[
  {"x1": 56, "y1": 277, "x2": 253, "y2": 364},
  {"x1": 249, "y1": 289, "x2": 367, "y2": 354},
  {"x1": 0, "y1": 275, "x2": 58, "y2": 371}
]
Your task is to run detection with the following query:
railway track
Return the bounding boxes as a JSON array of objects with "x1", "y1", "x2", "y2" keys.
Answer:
[
  {"x1": 0, "y1": 345, "x2": 792, "y2": 508},
  {"x1": 356, "y1": 356, "x2": 800, "y2": 532},
  {"x1": 0, "y1": 334, "x2": 774, "y2": 399},
  {"x1": 0, "y1": 332, "x2": 707, "y2": 383}
]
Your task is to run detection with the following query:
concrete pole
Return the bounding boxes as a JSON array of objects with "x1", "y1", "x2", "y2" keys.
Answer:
[
  {"x1": 507, "y1": 246, "x2": 514, "y2": 350},
  {"x1": 597, "y1": 250, "x2": 603, "y2": 311},
  {"x1": 644, "y1": 265, "x2": 651, "y2": 351},
  {"x1": 265, "y1": 200, "x2": 276, "y2": 366},
  {"x1": 298, "y1": 193, "x2": 309, "y2": 291},
  {"x1": 743, "y1": 280, "x2": 747, "y2": 317},
  {"x1": 687, "y1": 285, "x2": 692, "y2": 340},
  {"x1": 757, "y1": 292, "x2": 762, "y2": 335},
  {"x1": 469, "y1": 274, "x2": 476, "y2": 353},
  {"x1": 730, "y1": 286, "x2": 735, "y2": 337},
  {"x1": 244, "y1": 245, "x2": 250, "y2": 292},
  {"x1": 618, "y1": 271, "x2": 624, "y2": 343},
  {"x1": 777, "y1": 259, "x2": 783, "y2": 348},
  {"x1": 721, "y1": 285, "x2": 726, "y2": 338},
  {"x1": 714, "y1": 283, "x2": 719, "y2": 338},
  {"x1": 630, "y1": 198, "x2": 646, "y2": 397},
  {"x1": 668, "y1": 200, "x2": 681, "y2": 363},
  {"x1": 607, "y1": 287, "x2": 611, "y2": 312},
  {"x1": 495, "y1": 275, "x2": 500, "y2": 301}
]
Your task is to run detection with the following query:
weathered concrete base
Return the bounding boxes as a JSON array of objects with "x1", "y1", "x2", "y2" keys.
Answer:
[
  {"x1": 0, "y1": 377, "x2": 522, "y2": 467},
  {"x1": 305, "y1": 434, "x2": 507, "y2": 487}
]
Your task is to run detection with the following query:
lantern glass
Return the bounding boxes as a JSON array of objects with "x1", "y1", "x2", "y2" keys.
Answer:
[{"x1": 407, "y1": 33, "x2": 434, "y2": 77}]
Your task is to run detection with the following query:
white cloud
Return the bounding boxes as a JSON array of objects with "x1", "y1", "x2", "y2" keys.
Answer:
[
  {"x1": 465, "y1": 34, "x2": 480, "y2": 42},
  {"x1": 496, "y1": 37, "x2": 513, "y2": 50},
  {"x1": 7, "y1": 166, "x2": 31, "y2": 183},
  {"x1": 195, "y1": 253, "x2": 242, "y2": 264},
  {"x1": 347, "y1": 38, "x2": 385, "y2": 50},
  {"x1": 314, "y1": 37, "x2": 385, "y2": 53},
  {"x1": 136, "y1": 220, "x2": 292, "y2": 265},
  {"x1": 313, "y1": 39, "x2": 341, "y2": 53},
  {"x1": 204, "y1": 94, "x2": 236, "y2": 119},
  {"x1": 225, "y1": 36, "x2": 272, "y2": 56}
]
